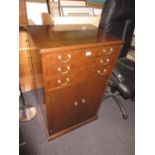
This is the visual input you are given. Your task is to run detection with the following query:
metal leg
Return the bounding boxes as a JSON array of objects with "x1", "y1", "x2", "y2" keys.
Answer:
[
  {"x1": 19, "y1": 85, "x2": 37, "y2": 122},
  {"x1": 19, "y1": 105, "x2": 37, "y2": 122},
  {"x1": 112, "y1": 95, "x2": 128, "y2": 120}
]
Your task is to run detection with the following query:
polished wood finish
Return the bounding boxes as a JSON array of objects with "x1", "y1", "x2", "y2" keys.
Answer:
[
  {"x1": 28, "y1": 25, "x2": 123, "y2": 140},
  {"x1": 48, "y1": 116, "x2": 98, "y2": 140},
  {"x1": 42, "y1": 13, "x2": 53, "y2": 25},
  {"x1": 19, "y1": 0, "x2": 28, "y2": 26},
  {"x1": 28, "y1": 26, "x2": 122, "y2": 51},
  {"x1": 19, "y1": 30, "x2": 43, "y2": 92}
]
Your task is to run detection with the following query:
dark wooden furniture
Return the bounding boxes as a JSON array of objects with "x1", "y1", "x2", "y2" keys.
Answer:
[{"x1": 29, "y1": 25, "x2": 123, "y2": 140}]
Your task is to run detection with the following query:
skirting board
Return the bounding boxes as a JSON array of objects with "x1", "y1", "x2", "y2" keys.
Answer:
[
  {"x1": 48, "y1": 115, "x2": 98, "y2": 141},
  {"x1": 39, "y1": 105, "x2": 98, "y2": 141}
]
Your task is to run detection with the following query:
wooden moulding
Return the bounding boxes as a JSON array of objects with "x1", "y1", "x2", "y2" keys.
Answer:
[
  {"x1": 39, "y1": 102, "x2": 98, "y2": 141},
  {"x1": 48, "y1": 115, "x2": 98, "y2": 141},
  {"x1": 39, "y1": 103, "x2": 98, "y2": 141}
]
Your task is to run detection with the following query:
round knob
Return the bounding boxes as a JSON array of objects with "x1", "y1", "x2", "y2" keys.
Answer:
[
  {"x1": 74, "y1": 101, "x2": 78, "y2": 106},
  {"x1": 81, "y1": 99, "x2": 86, "y2": 103}
]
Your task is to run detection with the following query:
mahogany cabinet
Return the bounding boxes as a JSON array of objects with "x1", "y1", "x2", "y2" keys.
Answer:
[{"x1": 28, "y1": 25, "x2": 123, "y2": 140}]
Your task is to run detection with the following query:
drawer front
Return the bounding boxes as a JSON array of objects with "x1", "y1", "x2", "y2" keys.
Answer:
[
  {"x1": 44, "y1": 49, "x2": 115, "y2": 79},
  {"x1": 97, "y1": 45, "x2": 121, "y2": 57},
  {"x1": 46, "y1": 71, "x2": 86, "y2": 91},
  {"x1": 45, "y1": 47, "x2": 100, "y2": 66},
  {"x1": 45, "y1": 50, "x2": 82, "y2": 65},
  {"x1": 46, "y1": 64, "x2": 111, "y2": 91},
  {"x1": 42, "y1": 45, "x2": 119, "y2": 91},
  {"x1": 45, "y1": 59, "x2": 96, "y2": 79},
  {"x1": 46, "y1": 61, "x2": 79, "y2": 79},
  {"x1": 94, "y1": 54, "x2": 116, "y2": 68}
]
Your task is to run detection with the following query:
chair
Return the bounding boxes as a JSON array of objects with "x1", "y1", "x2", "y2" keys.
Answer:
[
  {"x1": 99, "y1": 0, "x2": 135, "y2": 58},
  {"x1": 98, "y1": 0, "x2": 135, "y2": 119},
  {"x1": 104, "y1": 57, "x2": 135, "y2": 119}
]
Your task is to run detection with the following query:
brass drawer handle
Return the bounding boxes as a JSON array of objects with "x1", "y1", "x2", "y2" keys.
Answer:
[
  {"x1": 57, "y1": 66, "x2": 71, "y2": 74},
  {"x1": 100, "y1": 58, "x2": 110, "y2": 65},
  {"x1": 97, "y1": 69, "x2": 107, "y2": 75},
  {"x1": 102, "y1": 48, "x2": 114, "y2": 55},
  {"x1": 57, "y1": 54, "x2": 72, "y2": 63},
  {"x1": 57, "y1": 77, "x2": 70, "y2": 86}
]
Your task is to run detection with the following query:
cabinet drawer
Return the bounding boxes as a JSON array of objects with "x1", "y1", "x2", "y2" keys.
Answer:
[
  {"x1": 94, "y1": 55, "x2": 116, "y2": 68},
  {"x1": 46, "y1": 71, "x2": 85, "y2": 91},
  {"x1": 97, "y1": 45, "x2": 121, "y2": 57},
  {"x1": 45, "y1": 49, "x2": 82, "y2": 65},
  {"x1": 46, "y1": 65, "x2": 110, "y2": 91},
  {"x1": 46, "y1": 61, "x2": 79, "y2": 78},
  {"x1": 44, "y1": 48, "x2": 114, "y2": 79},
  {"x1": 45, "y1": 59, "x2": 96, "y2": 79},
  {"x1": 45, "y1": 47, "x2": 100, "y2": 66}
]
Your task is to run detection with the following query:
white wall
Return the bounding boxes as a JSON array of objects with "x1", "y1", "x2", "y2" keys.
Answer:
[
  {"x1": 26, "y1": 2, "x2": 48, "y2": 25},
  {"x1": 26, "y1": 1, "x2": 101, "y2": 27}
]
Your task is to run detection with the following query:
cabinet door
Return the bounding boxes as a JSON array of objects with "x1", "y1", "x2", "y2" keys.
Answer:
[
  {"x1": 77, "y1": 68, "x2": 109, "y2": 120},
  {"x1": 46, "y1": 85, "x2": 81, "y2": 134}
]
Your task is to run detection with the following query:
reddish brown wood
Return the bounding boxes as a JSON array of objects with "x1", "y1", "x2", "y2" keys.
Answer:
[
  {"x1": 19, "y1": 30, "x2": 43, "y2": 92},
  {"x1": 19, "y1": 0, "x2": 28, "y2": 26},
  {"x1": 28, "y1": 25, "x2": 123, "y2": 140},
  {"x1": 28, "y1": 25, "x2": 123, "y2": 52}
]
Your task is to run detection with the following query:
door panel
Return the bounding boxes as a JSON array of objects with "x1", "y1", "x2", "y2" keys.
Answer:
[
  {"x1": 46, "y1": 85, "x2": 80, "y2": 134},
  {"x1": 77, "y1": 69, "x2": 108, "y2": 119}
]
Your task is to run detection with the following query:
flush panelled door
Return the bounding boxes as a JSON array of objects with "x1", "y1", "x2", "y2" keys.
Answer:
[{"x1": 28, "y1": 25, "x2": 123, "y2": 140}]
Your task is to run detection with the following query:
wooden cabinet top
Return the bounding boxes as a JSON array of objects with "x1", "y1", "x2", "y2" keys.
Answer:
[{"x1": 28, "y1": 25, "x2": 123, "y2": 53}]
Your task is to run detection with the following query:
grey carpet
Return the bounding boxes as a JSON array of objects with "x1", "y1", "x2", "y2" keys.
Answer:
[{"x1": 20, "y1": 88, "x2": 135, "y2": 155}]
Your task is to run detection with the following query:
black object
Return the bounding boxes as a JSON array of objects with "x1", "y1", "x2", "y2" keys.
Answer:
[
  {"x1": 19, "y1": 128, "x2": 27, "y2": 155},
  {"x1": 99, "y1": 0, "x2": 135, "y2": 58},
  {"x1": 19, "y1": 128, "x2": 26, "y2": 146},
  {"x1": 104, "y1": 57, "x2": 135, "y2": 119}
]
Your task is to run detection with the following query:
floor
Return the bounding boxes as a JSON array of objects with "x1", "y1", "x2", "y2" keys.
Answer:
[{"x1": 20, "y1": 88, "x2": 135, "y2": 155}]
